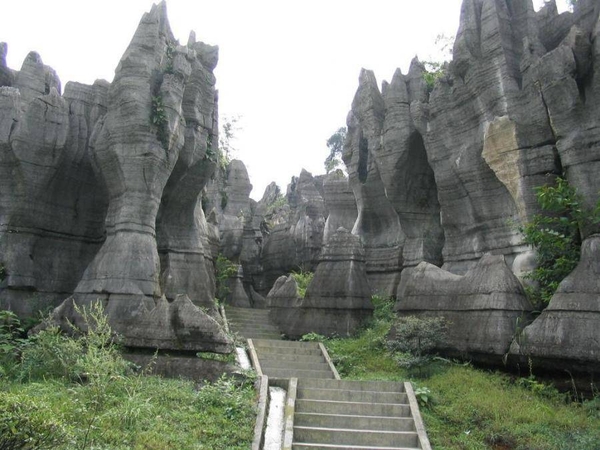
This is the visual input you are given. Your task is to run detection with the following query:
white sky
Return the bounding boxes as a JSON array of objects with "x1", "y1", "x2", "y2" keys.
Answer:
[{"x1": 1, "y1": 0, "x2": 569, "y2": 200}]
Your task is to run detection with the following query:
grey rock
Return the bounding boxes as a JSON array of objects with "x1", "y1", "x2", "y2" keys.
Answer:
[
  {"x1": 261, "y1": 169, "x2": 327, "y2": 291},
  {"x1": 2, "y1": 2, "x2": 230, "y2": 353},
  {"x1": 51, "y1": 294, "x2": 232, "y2": 353},
  {"x1": 395, "y1": 254, "x2": 532, "y2": 361},
  {"x1": 322, "y1": 171, "x2": 357, "y2": 243},
  {"x1": 269, "y1": 229, "x2": 373, "y2": 339},
  {"x1": 509, "y1": 235, "x2": 600, "y2": 372}
]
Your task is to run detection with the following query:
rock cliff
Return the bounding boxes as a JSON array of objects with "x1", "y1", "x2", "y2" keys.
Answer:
[{"x1": 0, "y1": 2, "x2": 231, "y2": 353}]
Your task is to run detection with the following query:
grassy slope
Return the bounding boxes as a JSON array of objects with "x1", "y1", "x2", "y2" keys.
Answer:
[
  {"x1": 2, "y1": 374, "x2": 256, "y2": 449},
  {"x1": 324, "y1": 319, "x2": 600, "y2": 450}
]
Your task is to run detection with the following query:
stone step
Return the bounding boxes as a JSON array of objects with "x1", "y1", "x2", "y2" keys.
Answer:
[
  {"x1": 259, "y1": 353, "x2": 326, "y2": 364},
  {"x1": 294, "y1": 412, "x2": 415, "y2": 432},
  {"x1": 252, "y1": 339, "x2": 321, "y2": 349},
  {"x1": 226, "y1": 313, "x2": 273, "y2": 321},
  {"x1": 297, "y1": 388, "x2": 408, "y2": 405},
  {"x1": 295, "y1": 399, "x2": 410, "y2": 417},
  {"x1": 298, "y1": 379, "x2": 405, "y2": 393},
  {"x1": 293, "y1": 426, "x2": 419, "y2": 448},
  {"x1": 253, "y1": 345, "x2": 323, "y2": 357},
  {"x1": 262, "y1": 368, "x2": 336, "y2": 379},
  {"x1": 242, "y1": 333, "x2": 282, "y2": 340},
  {"x1": 229, "y1": 325, "x2": 281, "y2": 334},
  {"x1": 226, "y1": 315, "x2": 274, "y2": 323},
  {"x1": 292, "y1": 443, "x2": 419, "y2": 449},
  {"x1": 260, "y1": 359, "x2": 331, "y2": 372}
]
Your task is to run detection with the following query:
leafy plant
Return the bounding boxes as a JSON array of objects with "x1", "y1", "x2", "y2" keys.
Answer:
[
  {"x1": 0, "y1": 391, "x2": 68, "y2": 450},
  {"x1": 324, "y1": 127, "x2": 347, "y2": 173},
  {"x1": 218, "y1": 115, "x2": 241, "y2": 171},
  {"x1": 387, "y1": 316, "x2": 447, "y2": 377},
  {"x1": 215, "y1": 254, "x2": 238, "y2": 303},
  {"x1": 520, "y1": 177, "x2": 600, "y2": 307},
  {"x1": 291, "y1": 270, "x2": 313, "y2": 298},
  {"x1": 414, "y1": 386, "x2": 432, "y2": 407},
  {"x1": 300, "y1": 332, "x2": 327, "y2": 342},
  {"x1": 370, "y1": 295, "x2": 396, "y2": 324},
  {"x1": 151, "y1": 95, "x2": 169, "y2": 149},
  {"x1": 422, "y1": 61, "x2": 445, "y2": 92}
]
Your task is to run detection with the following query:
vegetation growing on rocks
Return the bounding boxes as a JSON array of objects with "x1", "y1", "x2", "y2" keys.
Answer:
[
  {"x1": 0, "y1": 305, "x2": 256, "y2": 449},
  {"x1": 520, "y1": 177, "x2": 600, "y2": 307},
  {"x1": 323, "y1": 296, "x2": 600, "y2": 449}
]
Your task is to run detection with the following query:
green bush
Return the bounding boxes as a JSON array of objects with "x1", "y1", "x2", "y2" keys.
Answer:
[
  {"x1": 0, "y1": 391, "x2": 68, "y2": 450},
  {"x1": 387, "y1": 316, "x2": 447, "y2": 376},
  {"x1": 521, "y1": 177, "x2": 600, "y2": 307},
  {"x1": 291, "y1": 270, "x2": 313, "y2": 298},
  {"x1": 216, "y1": 254, "x2": 238, "y2": 303}
]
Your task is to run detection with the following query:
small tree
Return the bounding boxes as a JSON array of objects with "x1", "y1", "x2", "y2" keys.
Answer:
[
  {"x1": 218, "y1": 115, "x2": 241, "y2": 170},
  {"x1": 520, "y1": 177, "x2": 600, "y2": 307},
  {"x1": 386, "y1": 316, "x2": 447, "y2": 377},
  {"x1": 215, "y1": 255, "x2": 238, "y2": 303},
  {"x1": 324, "y1": 127, "x2": 347, "y2": 173}
]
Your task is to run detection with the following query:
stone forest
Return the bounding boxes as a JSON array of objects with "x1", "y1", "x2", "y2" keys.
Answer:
[{"x1": 1, "y1": 0, "x2": 600, "y2": 449}]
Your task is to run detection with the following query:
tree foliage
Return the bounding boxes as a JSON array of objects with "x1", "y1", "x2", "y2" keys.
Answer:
[
  {"x1": 324, "y1": 127, "x2": 347, "y2": 173},
  {"x1": 521, "y1": 177, "x2": 600, "y2": 307},
  {"x1": 218, "y1": 115, "x2": 241, "y2": 170},
  {"x1": 215, "y1": 254, "x2": 238, "y2": 303}
]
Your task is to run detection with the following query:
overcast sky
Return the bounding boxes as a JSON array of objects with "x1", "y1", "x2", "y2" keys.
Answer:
[{"x1": 1, "y1": 0, "x2": 568, "y2": 199}]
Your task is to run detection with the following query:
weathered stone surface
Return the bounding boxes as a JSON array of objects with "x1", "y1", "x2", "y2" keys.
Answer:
[
  {"x1": 225, "y1": 265, "x2": 251, "y2": 308},
  {"x1": 51, "y1": 294, "x2": 232, "y2": 353},
  {"x1": 322, "y1": 171, "x2": 357, "y2": 243},
  {"x1": 269, "y1": 229, "x2": 373, "y2": 338},
  {"x1": 343, "y1": 65, "x2": 444, "y2": 297},
  {"x1": 260, "y1": 169, "x2": 327, "y2": 291},
  {"x1": 0, "y1": 52, "x2": 108, "y2": 315},
  {"x1": 395, "y1": 254, "x2": 533, "y2": 361},
  {"x1": 509, "y1": 235, "x2": 600, "y2": 372},
  {"x1": 1, "y1": 2, "x2": 230, "y2": 353}
]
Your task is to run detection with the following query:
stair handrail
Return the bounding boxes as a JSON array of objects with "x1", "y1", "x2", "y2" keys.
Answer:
[{"x1": 405, "y1": 382, "x2": 432, "y2": 450}]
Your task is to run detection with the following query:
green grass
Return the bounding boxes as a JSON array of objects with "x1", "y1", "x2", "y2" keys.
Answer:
[
  {"x1": 323, "y1": 311, "x2": 600, "y2": 450},
  {"x1": 1, "y1": 304, "x2": 256, "y2": 449},
  {"x1": 1, "y1": 374, "x2": 256, "y2": 449}
]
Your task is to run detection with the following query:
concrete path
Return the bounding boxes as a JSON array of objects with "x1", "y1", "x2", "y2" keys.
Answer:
[{"x1": 224, "y1": 306, "x2": 431, "y2": 449}]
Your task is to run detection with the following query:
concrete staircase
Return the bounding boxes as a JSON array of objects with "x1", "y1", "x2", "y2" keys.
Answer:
[
  {"x1": 250, "y1": 339, "x2": 339, "y2": 380},
  {"x1": 223, "y1": 307, "x2": 431, "y2": 449},
  {"x1": 289, "y1": 378, "x2": 428, "y2": 449},
  {"x1": 225, "y1": 306, "x2": 282, "y2": 340}
]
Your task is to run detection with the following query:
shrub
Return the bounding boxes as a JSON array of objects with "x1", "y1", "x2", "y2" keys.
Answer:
[
  {"x1": 291, "y1": 270, "x2": 313, "y2": 298},
  {"x1": 216, "y1": 254, "x2": 238, "y2": 303},
  {"x1": 387, "y1": 316, "x2": 447, "y2": 376},
  {"x1": 0, "y1": 391, "x2": 68, "y2": 450},
  {"x1": 520, "y1": 177, "x2": 600, "y2": 307},
  {"x1": 370, "y1": 295, "x2": 396, "y2": 324}
]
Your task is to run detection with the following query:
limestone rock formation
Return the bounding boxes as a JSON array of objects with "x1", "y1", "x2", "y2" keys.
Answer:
[
  {"x1": 1, "y1": 2, "x2": 231, "y2": 353},
  {"x1": 395, "y1": 254, "x2": 533, "y2": 361},
  {"x1": 269, "y1": 228, "x2": 373, "y2": 338},
  {"x1": 343, "y1": 65, "x2": 443, "y2": 297},
  {"x1": 0, "y1": 51, "x2": 108, "y2": 316},
  {"x1": 341, "y1": 0, "x2": 600, "y2": 371},
  {"x1": 260, "y1": 169, "x2": 327, "y2": 291},
  {"x1": 509, "y1": 235, "x2": 600, "y2": 372},
  {"x1": 322, "y1": 171, "x2": 358, "y2": 243}
]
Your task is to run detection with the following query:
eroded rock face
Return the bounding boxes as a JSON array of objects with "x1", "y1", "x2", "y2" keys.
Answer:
[
  {"x1": 0, "y1": 52, "x2": 108, "y2": 316},
  {"x1": 344, "y1": 65, "x2": 443, "y2": 297},
  {"x1": 509, "y1": 235, "x2": 600, "y2": 372},
  {"x1": 395, "y1": 254, "x2": 532, "y2": 361},
  {"x1": 260, "y1": 169, "x2": 327, "y2": 291},
  {"x1": 1, "y1": 2, "x2": 229, "y2": 353},
  {"x1": 269, "y1": 228, "x2": 373, "y2": 338},
  {"x1": 340, "y1": 0, "x2": 600, "y2": 371}
]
